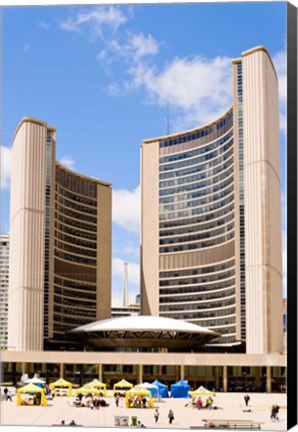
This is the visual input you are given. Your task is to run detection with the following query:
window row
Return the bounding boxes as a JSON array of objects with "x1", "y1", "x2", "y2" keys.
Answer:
[
  {"x1": 54, "y1": 239, "x2": 97, "y2": 258},
  {"x1": 159, "y1": 174, "x2": 234, "y2": 205},
  {"x1": 54, "y1": 248, "x2": 97, "y2": 266},
  {"x1": 53, "y1": 306, "x2": 96, "y2": 318},
  {"x1": 55, "y1": 221, "x2": 97, "y2": 240},
  {"x1": 55, "y1": 192, "x2": 97, "y2": 216},
  {"x1": 159, "y1": 147, "x2": 234, "y2": 181},
  {"x1": 160, "y1": 306, "x2": 236, "y2": 320},
  {"x1": 159, "y1": 210, "x2": 234, "y2": 238},
  {"x1": 54, "y1": 294, "x2": 96, "y2": 310},
  {"x1": 160, "y1": 269, "x2": 235, "y2": 287},
  {"x1": 159, "y1": 139, "x2": 233, "y2": 172},
  {"x1": 56, "y1": 165, "x2": 97, "y2": 198},
  {"x1": 159, "y1": 287, "x2": 236, "y2": 304},
  {"x1": 159, "y1": 259, "x2": 235, "y2": 279},
  {"x1": 159, "y1": 278, "x2": 235, "y2": 295},
  {"x1": 189, "y1": 317, "x2": 235, "y2": 329},
  {"x1": 160, "y1": 155, "x2": 234, "y2": 189},
  {"x1": 159, "y1": 222, "x2": 234, "y2": 247},
  {"x1": 159, "y1": 164, "x2": 234, "y2": 198},
  {"x1": 159, "y1": 111, "x2": 233, "y2": 149},
  {"x1": 55, "y1": 212, "x2": 97, "y2": 232},
  {"x1": 55, "y1": 229, "x2": 97, "y2": 250},
  {"x1": 159, "y1": 192, "x2": 234, "y2": 221},
  {"x1": 159, "y1": 131, "x2": 233, "y2": 164},
  {"x1": 160, "y1": 184, "x2": 234, "y2": 213},
  {"x1": 159, "y1": 230, "x2": 234, "y2": 253},
  {"x1": 56, "y1": 184, "x2": 97, "y2": 207},
  {"x1": 55, "y1": 286, "x2": 96, "y2": 301},
  {"x1": 54, "y1": 277, "x2": 96, "y2": 291},
  {"x1": 55, "y1": 202, "x2": 97, "y2": 224},
  {"x1": 159, "y1": 296, "x2": 235, "y2": 311}
]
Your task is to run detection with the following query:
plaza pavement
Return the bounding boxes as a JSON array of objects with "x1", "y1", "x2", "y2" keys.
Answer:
[{"x1": 0, "y1": 387, "x2": 286, "y2": 431}]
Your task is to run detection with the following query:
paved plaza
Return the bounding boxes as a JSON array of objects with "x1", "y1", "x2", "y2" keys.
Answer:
[{"x1": 0, "y1": 387, "x2": 286, "y2": 431}]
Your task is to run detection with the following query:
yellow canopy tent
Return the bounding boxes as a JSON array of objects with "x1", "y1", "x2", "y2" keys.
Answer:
[
  {"x1": 86, "y1": 379, "x2": 107, "y2": 397},
  {"x1": 17, "y1": 383, "x2": 48, "y2": 406},
  {"x1": 75, "y1": 384, "x2": 103, "y2": 395},
  {"x1": 113, "y1": 379, "x2": 133, "y2": 395},
  {"x1": 49, "y1": 378, "x2": 72, "y2": 396},
  {"x1": 125, "y1": 388, "x2": 154, "y2": 408},
  {"x1": 188, "y1": 386, "x2": 216, "y2": 397}
]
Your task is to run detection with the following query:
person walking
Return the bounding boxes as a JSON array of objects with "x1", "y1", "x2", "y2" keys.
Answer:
[
  {"x1": 6, "y1": 389, "x2": 12, "y2": 402},
  {"x1": 168, "y1": 409, "x2": 174, "y2": 424},
  {"x1": 244, "y1": 394, "x2": 250, "y2": 407},
  {"x1": 115, "y1": 393, "x2": 120, "y2": 407},
  {"x1": 270, "y1": 405, "x2": 276, "y2": 421},
  {"x1": 274, "y1": 405, "x2": 280, "y2": 420},
  {"x1": 154, "y1": 408, "x2": 160, "y2": 423},
  {"x1": 3, "y1": 387, "x2": 8, "y2": 400}
]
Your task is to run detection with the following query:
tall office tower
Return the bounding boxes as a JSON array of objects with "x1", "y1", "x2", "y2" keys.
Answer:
[
  {"x1": 141, "y1": 47, "x2": 283, "y2": 354},
  {"x1": 8, "y1": 118, "x2": 112, "y2": 351},
  {"x1": 0, "y1": 234, "x2": 9, "y2": 348}
]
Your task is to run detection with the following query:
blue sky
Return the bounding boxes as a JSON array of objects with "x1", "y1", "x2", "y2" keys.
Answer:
[{"x1": 1, "y1": 1, "x2": 287, "y2": 304}]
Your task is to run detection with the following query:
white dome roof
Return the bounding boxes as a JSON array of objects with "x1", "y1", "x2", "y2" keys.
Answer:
[{"x1": 72, "y1": 315, "x2": 217, "y2": 335}]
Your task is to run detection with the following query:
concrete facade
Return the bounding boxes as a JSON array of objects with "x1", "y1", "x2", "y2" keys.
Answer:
[
  {"x1": 8, "y1": 118, "x2": 112, "y2": 352},
  {"x1": 0, "y1": 234, "x2": 9, "y2": 348},
  {"x1": 141, "y1": 47, "x2": 283, "y2": 354}
]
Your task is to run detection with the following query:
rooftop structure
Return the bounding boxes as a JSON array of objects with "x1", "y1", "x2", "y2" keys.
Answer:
[{"x1": 71, "y1": 315, "x2": 220, "y2": 350}]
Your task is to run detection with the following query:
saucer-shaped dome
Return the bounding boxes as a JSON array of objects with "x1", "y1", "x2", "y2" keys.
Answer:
[{"x1": 70, "y1": 315, "x2": 220, "y2": 350}]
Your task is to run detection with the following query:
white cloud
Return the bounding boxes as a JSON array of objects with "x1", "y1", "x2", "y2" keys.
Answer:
[
  {"x1": 127, "y1": 32, "x2": 159, "y2": 60},
  {"x1": 110, "y1": 32, "x2": 159, "y2": 62},
  {"x1": 1, "y1": 146, "x2": 12, "y2": 190},
  {"x1": 112, "y1": 185, "x2": 140, "y2": 233},
  {"x1": 60, "y1": 6, "x2": 128, "y2": 37},
  {"x1": 112, "y1": 257, "x2": 140, "y2": 286},
  {"x1": 272, "y1": 49, "x2": 287, "y2": 134},
  {"x1": 60, "y1": 155, "x2": 75, "y2": 170},
  {"x1": 127, "y1": 55, "x2": 233, "y2": 130},
  {"x1": 114, "y1": 240, "x2": 140, "y2": 258},
  {"x1": 282, "y1": 237, "x2": 287, "y2": 298}
]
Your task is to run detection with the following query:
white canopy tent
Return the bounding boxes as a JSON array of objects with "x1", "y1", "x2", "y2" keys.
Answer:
[{"x1": 135, "y1": 382, "x2": 159, "y2": 398}]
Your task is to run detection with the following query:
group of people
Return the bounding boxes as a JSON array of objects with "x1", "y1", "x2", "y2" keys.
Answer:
[
  {"x1": 73, "y1": 393, "x2": 109, "y2": 409},
  {"x1": 190, "y1": 396, "x2": 214, "y2": 410},
  {"x1": 127, "y1": 394, "x2": 149, "y2": 408}
]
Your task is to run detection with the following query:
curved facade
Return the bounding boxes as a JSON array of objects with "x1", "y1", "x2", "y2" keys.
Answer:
[
  {"x1": 8, "y1": 118, "x2": 112, "y2": 351},
  {"x1": 71, "y1": 315, "x2": 221, "y2": 350},
  {"x1": 141, "y1": 47, "x2": 283, "y2": 354},
  {"x1": 141, "y1": 110, "x2": 237, "y2": 346}
]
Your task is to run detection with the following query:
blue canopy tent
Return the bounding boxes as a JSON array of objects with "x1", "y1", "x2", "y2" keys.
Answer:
[
  {"x1": 170, "y1": 380, "x2": 191, "y2": 398},
  {"x1": 152, "y1": 380, "x2": 169, "y2": 398}
]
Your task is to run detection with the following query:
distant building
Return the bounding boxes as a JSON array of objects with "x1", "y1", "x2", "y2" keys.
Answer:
[
  {"x1": 282, "y1": 298, "x2": 287, "y2": 352},
  {"x1": 0, "y1": 234, "x2": 9, "y2": 348},
  {"x1": 141, "y1": 46, "x2": 283, "y2": 354},
  {"x1": 8, "y1": 118, "x2": 112, "y2": 351},
  {"x1": 135, "y1": 294, "x2": 140, "y2": 305},
  {"x1": 111, "y1": 304, "x2": 140, "y2": 318}
]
